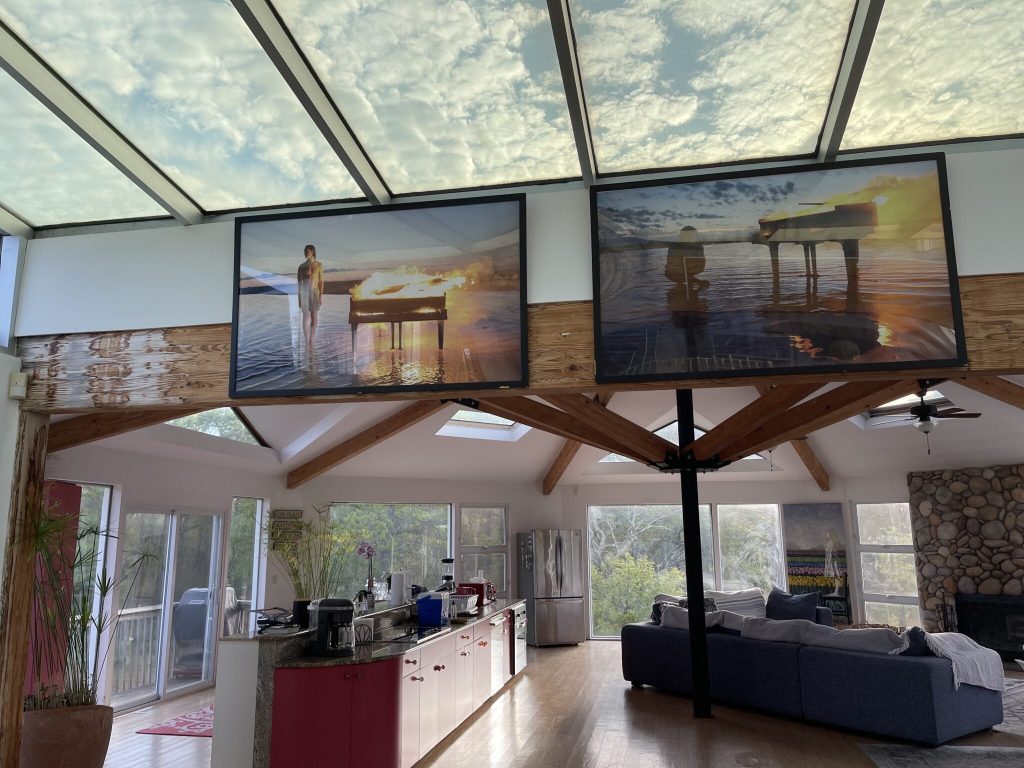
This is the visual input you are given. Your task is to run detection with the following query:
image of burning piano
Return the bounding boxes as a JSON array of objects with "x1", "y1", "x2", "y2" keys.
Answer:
[{"x1": 348, "y1": 267, "x2": 466, "y2": 352}]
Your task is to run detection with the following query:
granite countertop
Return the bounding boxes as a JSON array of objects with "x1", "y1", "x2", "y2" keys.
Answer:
[{"x1": 278, "y1": 599, "x2": 525, "y2": 669}]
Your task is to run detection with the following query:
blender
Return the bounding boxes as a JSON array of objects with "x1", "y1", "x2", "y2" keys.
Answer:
[{"x1": 437, "y1": 557, "x2": 456, "y2": 592}]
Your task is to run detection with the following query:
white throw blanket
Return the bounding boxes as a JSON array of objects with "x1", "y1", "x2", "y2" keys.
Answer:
[{"x1": 924, "y1": 632, "x2": 1005, "y2": 691}]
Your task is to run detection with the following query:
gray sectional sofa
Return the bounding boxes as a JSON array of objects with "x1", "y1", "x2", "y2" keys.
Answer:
[{"x1": 621, "y1": 621, "x2": 1004, "y2": 745}]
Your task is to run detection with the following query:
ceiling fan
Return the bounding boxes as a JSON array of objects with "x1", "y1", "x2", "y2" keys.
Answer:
[{"x1": 909, "y1": 385, "x2": 981, "y2": 435}]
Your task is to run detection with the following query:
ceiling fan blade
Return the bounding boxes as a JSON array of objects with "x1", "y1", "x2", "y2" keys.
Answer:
[
  {"x1": 937, "y1": 411, "x2": 981, "y2": 419},
  {"x1": 935, "y1": 407, "x2": 964, "y2": 415}
]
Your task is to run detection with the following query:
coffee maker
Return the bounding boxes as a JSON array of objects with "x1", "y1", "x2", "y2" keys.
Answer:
[{"x1": 309, "y1": 598, "x2": 355, "y2": 657}]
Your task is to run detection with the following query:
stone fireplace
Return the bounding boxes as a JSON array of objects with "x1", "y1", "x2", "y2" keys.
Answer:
[{"x1": 908, "y1": 464, "x2": 1024, "y2": 632}]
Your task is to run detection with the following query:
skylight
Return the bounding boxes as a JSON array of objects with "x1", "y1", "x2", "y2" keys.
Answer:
[
  {"x1": 0, "y1": 0, "x2": 362, "y2": 211},
  {"x1": 449, "y1": 409, "x2": 516, "y2": 428},
  {"x1": 436, "y1": 408, "x2": 529, "y2": 442},
  {"x1": 0, "y1": 67, "x2": 167, "y2": 226},
  {"x1": 570, "y1": 0, "x2": 855, "y2": 173},
  {"x1": 862, "y1": 390, "x2": 952, "y2": 429},
  {"x1": 274, "y1": 0, "x2": 579, "y2": 193},
  {"x1": 599, "y1": 422, "x2": 762, "y2": 463},
  {"x1": 166, "y1": 408, "x2": 261, "y2": 446},
  {"x1": 843, "y1": 0, "x2": 1024, "y2": 150}
]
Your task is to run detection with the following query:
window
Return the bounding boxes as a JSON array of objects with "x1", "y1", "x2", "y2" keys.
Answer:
[
  {"x1": 853, "y1": 502, "x2": 922, "y2": 628},
  {"x1": 166, "y1": 408, "x2": 263, "y2": 446},
  {"x1": 436, "y1": 410, "x2": 531, "y2": 442},
  {"x1": 459, "y1": 506, "x2": 508, "y2": 596},
  {"x1": 224, "y1": 497, "x2": 263, "y2": 637},
  {"x1": 587, "y1": 502, "x2": 786, "y2": 638},
  {"x1": 328, "y1": 503, "x2": 451, "y2": 599}
]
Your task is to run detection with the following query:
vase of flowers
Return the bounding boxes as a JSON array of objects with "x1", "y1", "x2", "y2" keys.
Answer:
[{"x1": 357, "y1": 540, "x2": 376, "y2": 609}]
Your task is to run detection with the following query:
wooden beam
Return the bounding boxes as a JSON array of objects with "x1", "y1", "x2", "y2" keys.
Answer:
[
  {"x1": 719, "y1": 379, "x2": 920, "y2": 461},
  {"x1": 0, "y1": 411, "x2": 49, "y2": 767},
  {"x1": 542, "y1": 394, "x2": 678, "y2": 465},
  {"x1": 686, "y1": 383, "x2": 822, "y2": 461},
  {"x1": 47, "y1": 409, "x2": 201, "y2": 453},
  {"x1": 286, "y1": 400, "x2": 448, "y2": 489},
  {"x1": 540, "y1": 393, "x2": 612, "y2": 496},
  {"x1": 958, "y1": 375, "x2": 1024, "y2": 410},
  {"x1": 790, "y1": 436, "x2": 831, "y2": 492},
  {"x1": 17, "y1": 272, "x2": 1024, "y2": 414},
  {"x1": 474, "y1": 396, "x2": 652, "y2": 464},
  {"x1": 542, "y1": 441, "x2": 582, "y2": 496}
]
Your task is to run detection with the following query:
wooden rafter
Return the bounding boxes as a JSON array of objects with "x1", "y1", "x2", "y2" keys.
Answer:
[
  {"x1": 790, "y1": 436, "x2": 831, "y2": 491},
  {"x1": 542, "y1": 393, "x2": 678, "y2": 466},
  {"x1": 685, "y1": 383, "x2": 822, "y2": 461},
  {"x1": 718, "y1": 379, "x2": 920, "y2": 461},
  {"x1": 540, "y1": 393, "x2": 612, "y2": 496},
  {"x1": 47, "y1": 409, "x2": 202, "y2": 453},
  {"x1": 473, "y1": 396, "x2": 652, "y2": 464},
  {"x1": 286, "y1": 400, "x2": 448, "y2": 489},
  {"x1": 957, "y1": 376, "x2": 1024, "y2": 410}
]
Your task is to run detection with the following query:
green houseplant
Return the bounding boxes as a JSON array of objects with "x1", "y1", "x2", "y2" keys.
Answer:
[
  {"x1": 21, "y1": 498, "x2": 148, "y2": 768},
  {"x1": 267, "y1": 506, "x2": 352, "y2": 626}
]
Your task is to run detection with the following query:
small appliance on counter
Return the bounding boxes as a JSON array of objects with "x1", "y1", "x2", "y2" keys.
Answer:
[
  {"x1": 437, "y1": 557, "x2": 456, "y2": 591},
  {"x1": 308, "y1": 598, "x2": 355, "y2": 657},
  {"x1": 416, "y1": 591, "x2": 451, "y2": 627}
]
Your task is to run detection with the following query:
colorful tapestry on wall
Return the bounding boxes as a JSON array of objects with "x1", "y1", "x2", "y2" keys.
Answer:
[{"x1": 783, "y1": 503, "x2": 849, "y2": 621}]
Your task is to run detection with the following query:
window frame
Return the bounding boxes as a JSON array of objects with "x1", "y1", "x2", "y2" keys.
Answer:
[
  {"x1": 851, "y1": 501, "x2": 921, "y2": 627},
  {"x1": 456, "y1": 504, "x2": 510, "y2": 598}
]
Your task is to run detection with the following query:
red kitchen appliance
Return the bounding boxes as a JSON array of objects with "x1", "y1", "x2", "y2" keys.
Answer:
[{"x1": 458, "y1": 582, "x2": 490, "y2": 606}]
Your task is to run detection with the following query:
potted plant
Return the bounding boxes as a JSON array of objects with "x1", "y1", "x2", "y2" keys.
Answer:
[
  {"x1": 267, "y1": 506, "x2": 351, "y2": 627},
  {"x1": 21, "y1": 497, "x2": 149, "y2": 768}
]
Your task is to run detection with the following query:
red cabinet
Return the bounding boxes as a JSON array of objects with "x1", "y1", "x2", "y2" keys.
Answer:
[{"x1": 270, "y1": 658, "x2": 400, "y2": 768}]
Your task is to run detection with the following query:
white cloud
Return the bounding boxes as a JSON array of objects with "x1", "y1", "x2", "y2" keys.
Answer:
[
  {"x1": 572, "y1": 0, "x2": 855, "y2": 171},
  {"x1": 274, "y1": 0, "x2": 579, "y2": 192},
  {"x1": 843, "y1": 0, "x2": 1024, "y2": 148},
  {"x1": 0, "y1": 0, "x2": 362, "y2": 211}
]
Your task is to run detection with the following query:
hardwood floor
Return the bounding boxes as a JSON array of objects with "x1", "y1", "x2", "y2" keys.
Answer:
[
  {"x1": 105, "y1": 688, "x2": 213, "y2": 767},
  {"x1": 103, "y1": 643, "x2": 1024, "y2": 768}
]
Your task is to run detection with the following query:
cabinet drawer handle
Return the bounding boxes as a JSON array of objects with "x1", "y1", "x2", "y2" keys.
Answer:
[
  {"x1": 460, "y1": 652, "x2": 469, "y2": 657},
  {"x1": 478, "y1": 641, "x2": 488, "y2": 647},
  {"x1": 343, "y1": 673, "x2": 352, "y2": 679},
  {"x1": 410, "y1": 676, "x2": 423, "y2": 682},
  {"x1": 404, "y1": 659, "x2": 418, "y2": 665},
  {"x1": 433, "y1": 664, "x2": 447, "y2": 671},
  {"x1": 460, "y1": 634, "x2": 470, "y2": 640}
]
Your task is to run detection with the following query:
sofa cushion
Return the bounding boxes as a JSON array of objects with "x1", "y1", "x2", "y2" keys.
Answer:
[
  {"x1": 900, "y1": 626, "x2": 933, "y2": 657},
  {"x1": 742, "y1": 617, "x2": 909, "y2": 654},
  {"x1": 706, "y1": 588, "x2": 766, "y2": 618},
  {"x1": 766, "y1": 588, "x2": 819, "y2": 622}
]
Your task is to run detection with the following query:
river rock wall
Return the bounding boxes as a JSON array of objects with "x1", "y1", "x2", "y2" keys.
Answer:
[{"x1": 908, "y1": 465, "x2": 1024, "y2": 631}]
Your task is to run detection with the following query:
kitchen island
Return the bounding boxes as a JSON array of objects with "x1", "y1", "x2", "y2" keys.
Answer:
[{"x1": 211, "y1": 599, "x2": 526, "y2": 768}]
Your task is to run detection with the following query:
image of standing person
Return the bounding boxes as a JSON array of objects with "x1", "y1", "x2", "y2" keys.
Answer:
[{"x1": 297, "y1": 244, "x2": 324, "y2": 348}]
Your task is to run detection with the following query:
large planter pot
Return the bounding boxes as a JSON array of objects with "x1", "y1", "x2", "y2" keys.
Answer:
[{"x1": 20, "y1": 704, "x2": 114, "y2": 768}]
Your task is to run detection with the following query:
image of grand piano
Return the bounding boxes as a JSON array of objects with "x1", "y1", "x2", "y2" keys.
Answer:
[{"x1": 348, "y1": 293, "x2": 447, "y2": 352}]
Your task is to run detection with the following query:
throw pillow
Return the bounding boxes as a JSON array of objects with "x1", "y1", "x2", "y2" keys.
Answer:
[
  {"x1": 899, "y1": 626, "x2": 934, "y2": 656},
  {"x1": 681, "y1": 596, "x2": 719, "y2": 613},
  {"x1": 766, "y1": 587, "x2": 819, "y2": 622},
  {"x1": 650, "y1": 600, "x2": 679, "y2": 624},
  {"x1": 706, "y1": 587, "x2": 767, "y2": 618}
]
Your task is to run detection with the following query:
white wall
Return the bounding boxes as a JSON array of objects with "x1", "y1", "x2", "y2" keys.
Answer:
[
  {"x1": 0, "y1": 352, "x2": 24, "y2": 577},
  {"x1": 16, "y1": 146, "x2": 1024, "y2": 337}
]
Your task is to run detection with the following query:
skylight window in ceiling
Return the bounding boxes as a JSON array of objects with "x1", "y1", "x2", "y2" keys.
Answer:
[
  {"x1": 569, "y1": 0, "x2": 855, "y2": 173},
  {"x1": 273, "y1": 0, "x2": 579, "y2": 192},
  {"x1": 0, "y1": 0, "x2": 362, "y2": 212},
  {"x1": 843, "y1": 0, "x2": 1024, "y2": 150},
  {"x1": 0, "y1": 68, "x2": 167, "y2": 226},
  {"x1": 436, "y1": 408, "x2": 529, "y2": 442},
  {"x1": 600, "y1": 421, "x2": 762, "y2": 463},
  {"x1": 449, "y1": 409, "x2": 517, "y2": 428},
  {"x1": 166, "y1": 408, "x2": 262, "y2": 446}
]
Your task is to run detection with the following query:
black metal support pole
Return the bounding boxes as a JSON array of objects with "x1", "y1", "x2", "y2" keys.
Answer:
[{"x1": 676, "y1": 388, "x2": 712, "y2": 718}]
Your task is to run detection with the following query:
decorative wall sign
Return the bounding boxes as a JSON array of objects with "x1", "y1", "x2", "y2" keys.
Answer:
[
  {"x1": 591, "y1": 154, "x2": 966, "y2": 383},
  {"x1": 270, "y1": 509, "x2": 303, "y2": 520},
  {"x1": 232, "y1": 195, "x2": 527, "y2": 397}
]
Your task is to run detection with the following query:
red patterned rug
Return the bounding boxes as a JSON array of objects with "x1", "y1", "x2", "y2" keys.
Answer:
[{"x1": 137, "y1": 705, "x2": 214, "y2": 737}]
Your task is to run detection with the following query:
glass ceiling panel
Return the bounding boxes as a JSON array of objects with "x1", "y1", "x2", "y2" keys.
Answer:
[
  {"x1": 273, "y1": 0, "x2": 579, "y2": 192},
  {"x1": 0, "y1": 0, "x2": 362, "y2": 212},
  {"x1": 842, "y1": 0, "x2": 1024, "y2": 149},
  {"x1": 166, "y1": 408, "x2": 260, "y2": 445},
  {"x1": 570, "y1": 0, "x2": 855, "y2": 172},
  {"x1": 0, "y1": 68, "x2": 166, "y2": 226}
]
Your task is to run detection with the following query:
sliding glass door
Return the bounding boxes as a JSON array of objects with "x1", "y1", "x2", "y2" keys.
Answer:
[{"x1": 110, "y1": 509, "x2": 221, "y2": 709}]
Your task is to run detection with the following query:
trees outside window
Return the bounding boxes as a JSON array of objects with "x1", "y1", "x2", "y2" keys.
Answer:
[
  {"x1": 587, "y1": 502, "x2": 785, "y2": 638},
  {"x1": 854, "y1": 502, "x2": 921, "y2": 627}
]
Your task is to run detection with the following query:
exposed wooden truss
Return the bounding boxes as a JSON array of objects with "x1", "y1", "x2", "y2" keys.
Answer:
[
  {"x1": 285, "y1": 400, "x2": 448, "y2": 489},
  {"x1": 47, "y1": 409, "x2": 201, "y2": 453},
  {"x1": 957, "y1": 376, "x2": 1024, "y2": 410},
  {"x1": 717, "y1": 379, "x2": 920, "y2": 461},
  {"x1": 790, "y1": 436, "x2": 831, "y2": 492},
  {"x1": 540, "y1": 393, "x2": 612, "y2": 496}
]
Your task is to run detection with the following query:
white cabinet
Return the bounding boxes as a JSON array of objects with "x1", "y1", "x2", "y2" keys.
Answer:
[
  {"x1": 417, "y1": 662, "x2": 439, "y2": 759},
  {"x1": 472, "y1": 623, "x2": 492, "y2": 710},
  {"x1": 454, "y1": 644, "x2": 474, "y2": 725},
  {"x1": 435, "y1": 651, "x2": 457, "y2": 740},
  {"x1": 400, "y1": 670, "x2": 422, "y2": 768}
]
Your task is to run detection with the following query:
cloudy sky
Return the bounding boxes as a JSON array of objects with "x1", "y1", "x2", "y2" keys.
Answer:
[{"x1": 0, "y1": 0, "x2": 1018, "y2": 226}]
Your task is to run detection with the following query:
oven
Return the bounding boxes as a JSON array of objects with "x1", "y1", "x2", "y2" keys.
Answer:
[{"x1": 511, "y1": 603, "x2": 527, "y2": 675}]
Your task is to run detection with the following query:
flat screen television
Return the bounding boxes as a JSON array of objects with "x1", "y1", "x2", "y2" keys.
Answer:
[
  {"x1": 591, "y1": 153, "x2": 967, "y2": 383},
  {"x1": 231, "y1": 194, "x2": 527, "y2": 397}
]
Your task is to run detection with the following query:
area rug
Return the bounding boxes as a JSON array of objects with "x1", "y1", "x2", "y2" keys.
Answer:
[
  {"x1": 861, "y1": 744, "x2": 1024, "y2": 767},
  {"x1": 996, "y1": 678, "x2": 1024, "y2": 737},
  {"x1": 137, "y1": 705, "x2": 214, "y2": 737}
]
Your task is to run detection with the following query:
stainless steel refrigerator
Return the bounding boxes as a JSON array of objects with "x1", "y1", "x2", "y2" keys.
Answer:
[{"x1": 517, "y1": 529, "x2": 586, "y2": 646}]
